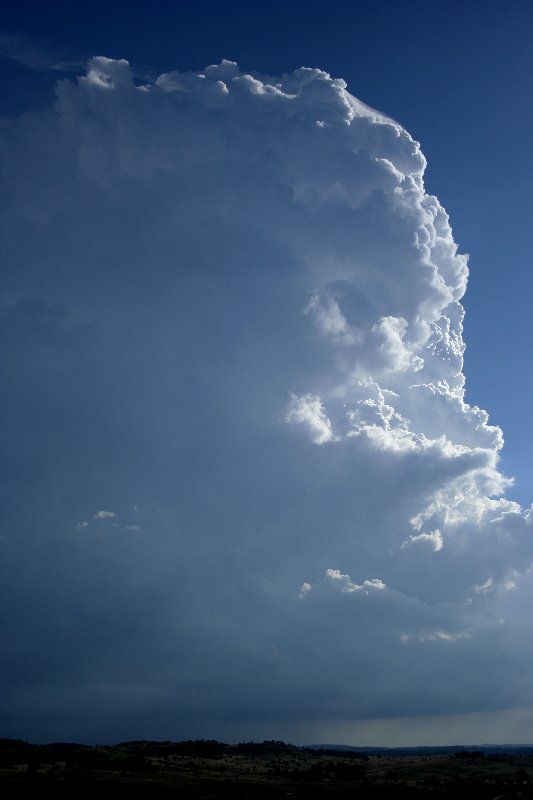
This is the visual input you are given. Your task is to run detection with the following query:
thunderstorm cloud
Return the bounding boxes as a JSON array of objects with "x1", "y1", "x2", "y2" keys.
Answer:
[{"x1": 1, "y1": 56, "x2": 532, "y2": 744}]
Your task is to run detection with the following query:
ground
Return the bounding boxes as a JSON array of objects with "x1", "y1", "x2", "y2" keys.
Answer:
[{"x1": 2, "y1": 738, "x2": 533, "y2": 797}]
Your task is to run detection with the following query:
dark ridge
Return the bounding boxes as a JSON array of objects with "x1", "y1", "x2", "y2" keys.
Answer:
[
  {"x1": 3, "y1": 737, "x2": 533, "y2": 756},
  {"x1": 308, "y1": 743, "x2": 533, "y2": 756}
]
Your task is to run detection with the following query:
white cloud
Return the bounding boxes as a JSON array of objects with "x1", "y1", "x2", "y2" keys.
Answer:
[
  {"x1": 474, "y1": 577, "x2": 493, "y2": 595},
  {"x1": 400, "y1": 629, "x2": 471, "y2": 643},
  {"x1": 1, "y1": 55, "x2": 532, "y2": 742},
  {"x1": 298, "y1": 582, "x2": 312, "y2": 598},
  {"x1": 401, "y1": 529, "x2": 444, "y2": 552},
  {"x1": 286, "y1": 393, "x2": 335, "y2": 444},
  {"x1": 325, "y1": 568, "x2": 387, "y2": 594},
  {"x1": 305, "y1": 294, "x2": 360, "y2": 346}
]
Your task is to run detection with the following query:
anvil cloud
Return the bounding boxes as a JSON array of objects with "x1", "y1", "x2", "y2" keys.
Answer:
[{"x1": 1, "y1": 57, "x2": 532, "y2": 745}]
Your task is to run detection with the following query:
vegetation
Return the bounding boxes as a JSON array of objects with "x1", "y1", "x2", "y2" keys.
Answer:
[{"x1": 2, "y1": 737, "x2": 533, "y2": 797}]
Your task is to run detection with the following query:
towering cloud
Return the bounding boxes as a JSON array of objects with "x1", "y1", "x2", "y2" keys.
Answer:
[{"x1": 1, "y1": 57, "x2": 531, "y2": 744}]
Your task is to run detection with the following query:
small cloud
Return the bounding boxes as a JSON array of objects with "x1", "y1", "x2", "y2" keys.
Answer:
[
  {"x1": 286, "y1": 393, "x2": 336, "y2": 445},
  {"x1": 298, "y1": 582, "x2": 312, "y2": 598},
  {"x1": 76, "y1": 521, "x2": 89, "y2": 529},
  {"x1": 401, "y1": 529, "x2": 443, "y2": 552},
  {"x1": 325, "y1": 568, "x2": 386, "y2": 594},
  {"x1": 93, "y1": 510, "x2": 117, "y2": 520},
  {"x1": 474, "y1": 577, "x2": 493, "y2": 595},
  {"x1": 400, "y1": 629, "x2": 471, "y2": 643},
  {"x1": 126, "y1": 524, "x2": 141, "y2": 531},
  {"x1": 326, "y1": 568, "x2": 351, "y2": 583}
]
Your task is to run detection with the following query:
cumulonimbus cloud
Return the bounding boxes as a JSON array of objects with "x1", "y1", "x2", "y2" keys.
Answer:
[{"x1": 1, "y1": 56, "x2": 532, "y2": 743}]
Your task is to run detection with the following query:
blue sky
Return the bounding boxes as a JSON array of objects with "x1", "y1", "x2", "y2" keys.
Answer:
[{"x1": 1, "y1": 0, "x2": 532, "y2": 747}]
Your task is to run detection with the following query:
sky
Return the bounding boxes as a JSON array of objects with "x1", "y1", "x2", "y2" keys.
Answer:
[{"x1": 1, "y1": 0, "x2": 532, "y2": 747}]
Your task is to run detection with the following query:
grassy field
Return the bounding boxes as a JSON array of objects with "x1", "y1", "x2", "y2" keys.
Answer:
[{"x1": 2, "y1": 738, "x2": 533, "y2": 797}]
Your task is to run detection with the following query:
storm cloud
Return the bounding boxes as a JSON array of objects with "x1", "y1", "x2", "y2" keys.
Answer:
[{"x1": 1, "y1": 57, "x2": 532, "y2": 745}]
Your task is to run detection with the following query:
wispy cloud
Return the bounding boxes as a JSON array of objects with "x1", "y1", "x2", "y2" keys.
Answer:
[{"x1": 0, "y1": 32, "x2": 82, "y2": 72}]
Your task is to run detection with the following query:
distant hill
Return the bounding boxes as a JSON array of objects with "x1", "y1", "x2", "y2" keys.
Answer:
[
  {"x1": 307, "y1": 743, "x2": 533, "y2": 756},
  {"x1": 4, "y1": 737, "x2": 533, "y2": 757}
]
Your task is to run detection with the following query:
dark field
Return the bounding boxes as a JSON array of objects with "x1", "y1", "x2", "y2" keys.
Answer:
[{"x1": 2, "y1": 738, "x2": 533, "y2": 798}]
